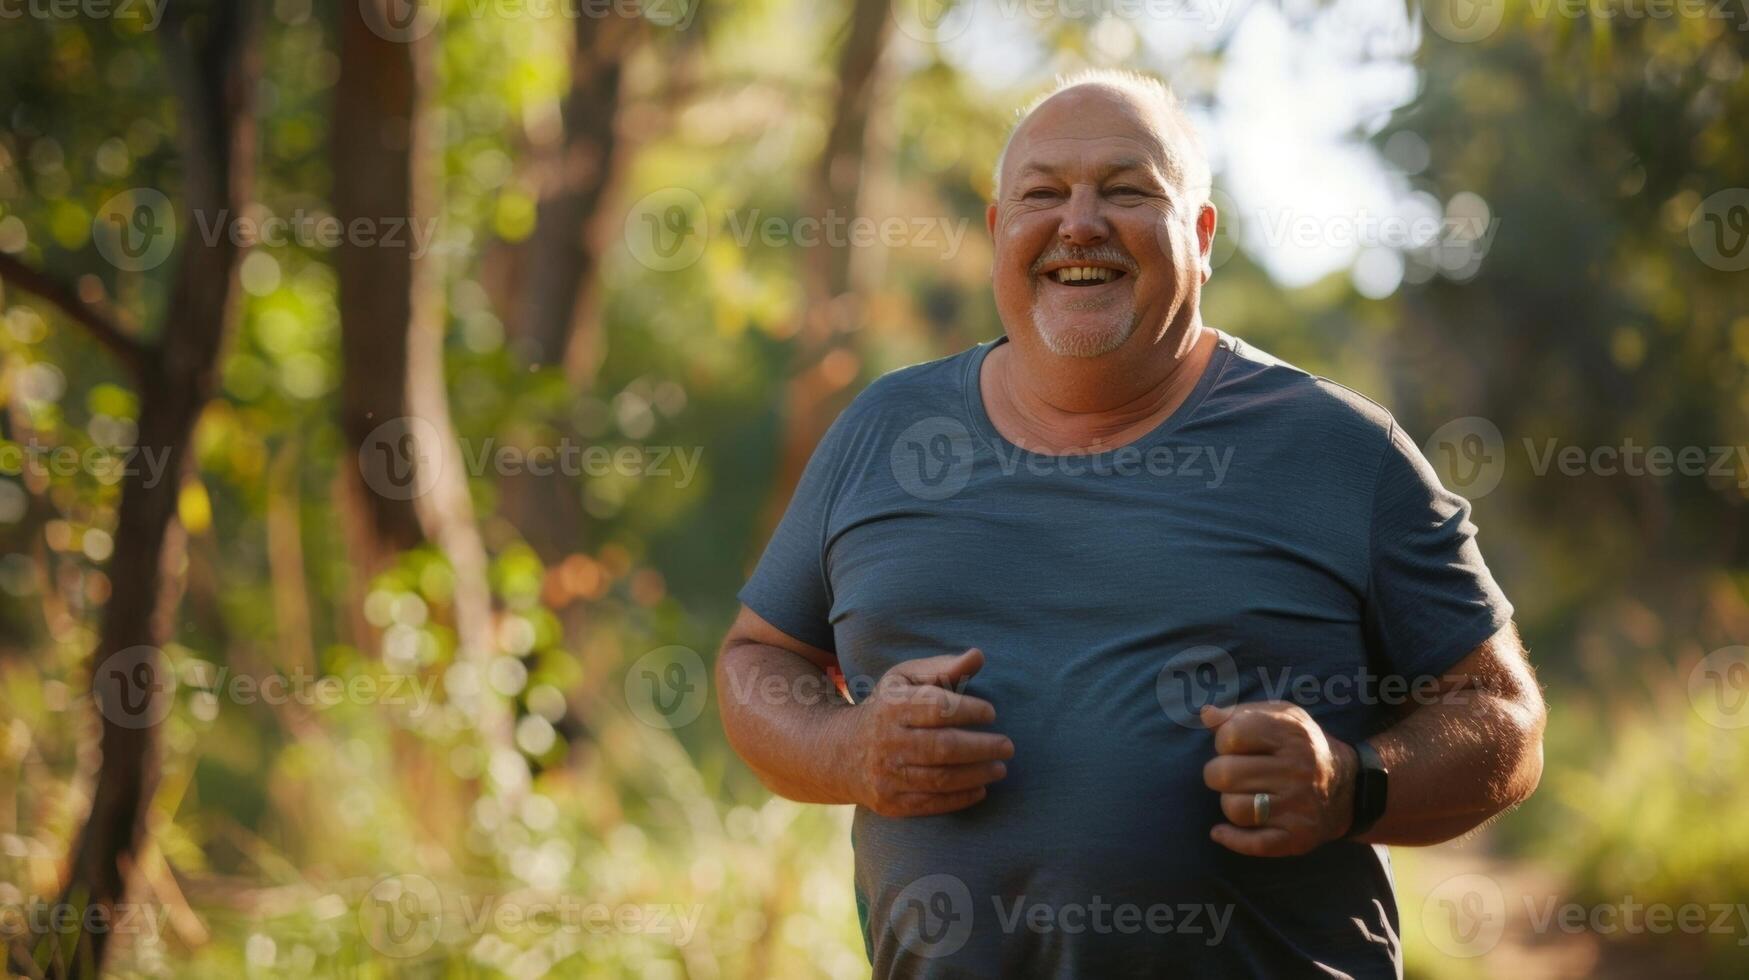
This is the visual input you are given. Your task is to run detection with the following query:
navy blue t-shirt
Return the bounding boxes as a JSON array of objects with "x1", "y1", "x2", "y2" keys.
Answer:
[{"x1": 738, "y1": 329, "x2": 1514, "y2": 979}]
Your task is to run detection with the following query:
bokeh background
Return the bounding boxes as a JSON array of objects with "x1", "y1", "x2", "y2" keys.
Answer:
[{"x1": 2, "y1": 0, "x2": 1748, "y2": 977}]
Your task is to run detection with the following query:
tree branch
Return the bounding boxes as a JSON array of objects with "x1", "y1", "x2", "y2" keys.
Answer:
[{"x1": 0, "y1": 252, "x2": 151, "y2": 378}]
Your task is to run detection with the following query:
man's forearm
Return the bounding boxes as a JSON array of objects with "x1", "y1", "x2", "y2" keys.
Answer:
[
  {"x1": 1346, "y1": 680, "x2": 1545, "y2": 846},
  {"x1": 716, "y1": 641, "x2": 860, "y2": 805}
]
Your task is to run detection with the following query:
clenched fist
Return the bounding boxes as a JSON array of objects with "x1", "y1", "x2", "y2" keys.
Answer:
[
  {"x1": 842, "y1": 648, "x2": 1014, "y2": 818},
  {"x1": 1200, "y1": 701, "x2": 1358, "y2": 857}
]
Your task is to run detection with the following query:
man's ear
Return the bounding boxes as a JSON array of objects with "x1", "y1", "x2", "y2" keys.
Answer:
[
  {"x1": 1197, "y1": 201, "x2": 1218, "y2": 284},
  {"x1": 986, "y1": 203, "x2": 999, "y2": 282}
]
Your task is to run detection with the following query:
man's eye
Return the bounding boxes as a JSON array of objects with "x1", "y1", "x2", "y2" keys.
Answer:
[
  {"x1": 1108, "y1": 186, "x2": 1147, "y2": 198},
  {"x1": 1022, "y1": 187, "x2": 1060, "y2": 200}
]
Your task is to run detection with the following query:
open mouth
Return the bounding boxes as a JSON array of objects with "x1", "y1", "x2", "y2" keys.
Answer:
[{"x1": 1042, "y1": 265, "x2": 1128, "y2": 287}]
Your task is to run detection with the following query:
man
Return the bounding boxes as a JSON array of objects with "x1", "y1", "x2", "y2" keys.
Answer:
[{"x1": 716, "y1": 69, "x2": 1545, "y2": 978}]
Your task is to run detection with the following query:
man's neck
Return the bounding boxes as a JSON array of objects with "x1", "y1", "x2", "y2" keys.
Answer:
[{"x1": 982, "y1": 318, "x2": 1216, "y2": 456}]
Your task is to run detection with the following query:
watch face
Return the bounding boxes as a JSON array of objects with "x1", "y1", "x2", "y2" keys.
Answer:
[{"x1": 1356, "y1": 740, "x2": 1387, "y2": 775}]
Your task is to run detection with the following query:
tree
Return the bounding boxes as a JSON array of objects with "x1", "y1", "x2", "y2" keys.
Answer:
[
  {"x1": 0, "y1": 3, "x2": 261, "y2": 974},
  {"x1": 493, "y1": 8, "x2": 652, "y2": 566},
  {"x1": 332, "y1": 0, "x2": 517, "y2": 787},
  {"x1": 763, "y1": 0, "x2": 895, "y2": 525}
]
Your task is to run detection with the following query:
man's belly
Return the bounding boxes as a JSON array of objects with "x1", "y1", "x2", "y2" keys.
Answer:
[
  {"x1": 852, "y1": 694, "x2": 1229, "y2": 917},
  {"x1": 850, "y1": 725, "x2": 1397, "y2": 978},
  {"x1": 843, "y1": 631, "x2": 1396, "y2": 977}
]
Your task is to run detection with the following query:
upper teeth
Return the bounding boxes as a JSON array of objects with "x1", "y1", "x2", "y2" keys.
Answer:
[{"x1": 1053, "y1": 266, "x2": 1116, "y2": 283}]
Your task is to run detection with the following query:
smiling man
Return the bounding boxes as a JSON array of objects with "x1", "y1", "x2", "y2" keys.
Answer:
[{"x1": 716, "y1": 70, "x2": 1546, "y2": 978}]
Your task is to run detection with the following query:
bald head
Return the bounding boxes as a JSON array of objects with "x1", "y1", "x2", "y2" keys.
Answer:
[{"x1": 992, "y1": 70, "x2": 1211, "y2": 206}]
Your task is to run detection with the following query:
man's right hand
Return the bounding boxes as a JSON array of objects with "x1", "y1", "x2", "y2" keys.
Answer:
[{"x1": 838, "y1": 648, "x2": 1014, "y2": 818}]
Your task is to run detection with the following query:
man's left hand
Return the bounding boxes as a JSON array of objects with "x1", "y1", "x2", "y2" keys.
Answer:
[{"x1": 1200, "y1": 701, "x2": 1357, "y2": 857}]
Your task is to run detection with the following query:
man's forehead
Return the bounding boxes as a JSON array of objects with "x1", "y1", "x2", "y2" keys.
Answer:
[
  {"x1": 1006, "y1": 88, "x2": 1174, "y2": 176},
  {"x1": 1011, "y1": 134, "x2": 1170, "y2": 178}
]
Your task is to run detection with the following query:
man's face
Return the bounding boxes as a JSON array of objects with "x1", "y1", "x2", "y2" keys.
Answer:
[{"x1": 987, "y1": 87, "x2": 1214, "y2": 359}]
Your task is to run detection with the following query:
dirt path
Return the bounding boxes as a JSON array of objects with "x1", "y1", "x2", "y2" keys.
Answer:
[{"x1": 1395, "y1": 837, "x2": 1717, "y2": 979}]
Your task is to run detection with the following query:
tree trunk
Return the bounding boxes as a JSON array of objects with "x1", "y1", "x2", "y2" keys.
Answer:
[
  {"x1": 332, "y1": 0, "x2": 517, "y2": 778},
  {"x1": 496, "y1": 10, "x2": 647, "y2": 565},
  {"x1": 333, "y1": 0, "x2": 435, "y2": 575},
  {"x1": 513, "y1": 9, "x2": 643, "y2": 382},
  {"x1": 11, "y1": 3, "x2": 262, "y2": 976},
  {"x1": 762, "y1": 0, "x2": 894, "y2": 526}
]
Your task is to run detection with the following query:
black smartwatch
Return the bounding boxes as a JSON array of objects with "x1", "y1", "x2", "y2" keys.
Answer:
[{"x1": 1346, "y1": 740, "x2": 1389, "y2": 838}]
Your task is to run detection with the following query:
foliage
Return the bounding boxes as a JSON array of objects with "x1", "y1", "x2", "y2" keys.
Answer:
[{"x1": 0, "y1": 1, "x2": 1746, "y2": 977}]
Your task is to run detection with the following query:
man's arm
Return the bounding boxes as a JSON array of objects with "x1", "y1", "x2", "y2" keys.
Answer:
[
  {"x1": 715, "y1": 606, "x2": 1015, "y2": 817},
  {"x1": 1201, "y1": 623, "x2": 1546, "y2": 856},
  {"x1": 1343, "y1": 623, "x2": 1545, "y2": 845}
]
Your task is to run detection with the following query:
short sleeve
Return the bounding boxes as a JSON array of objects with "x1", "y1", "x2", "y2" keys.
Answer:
[
  {"x1": 736, "y1": 413, "x2": 859, "y2": 654},
  {"x1": 1363, "y1": 420, "x2": 1514, "y2": 680}
]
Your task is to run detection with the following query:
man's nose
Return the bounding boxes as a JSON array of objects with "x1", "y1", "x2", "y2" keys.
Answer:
[{"x1": 1058, "y1": 184, "x2": 1110, "y2": 247}]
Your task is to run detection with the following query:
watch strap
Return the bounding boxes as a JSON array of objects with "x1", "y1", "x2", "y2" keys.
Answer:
[{"x1": 1346, "y1": 739, "x2": 1388, "y2": 839}]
